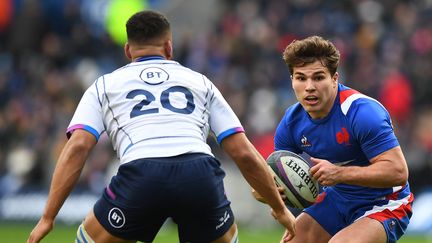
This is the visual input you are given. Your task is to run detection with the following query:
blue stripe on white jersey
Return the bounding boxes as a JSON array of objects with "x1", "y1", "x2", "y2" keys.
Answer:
[
  {"x1": 217, "y1": 127, "x2": 245, "y2": 144},
  {"x1": 67, "y1": 124, "x2": 101, "y2": 141}
]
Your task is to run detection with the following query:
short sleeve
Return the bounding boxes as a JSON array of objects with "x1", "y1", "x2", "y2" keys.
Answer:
[
  {"x1": 66, "y1": 82, "x2": 105, "y2": 140},
  {"x1": 208, "y1": 82, "x2": 244, "y2": 143},
  {"x1": 274, "y1": 113, "x2": 301, "y2": 154},
  {"x1": 350, "y1": 99, "x2": 399, "y2": 160}
]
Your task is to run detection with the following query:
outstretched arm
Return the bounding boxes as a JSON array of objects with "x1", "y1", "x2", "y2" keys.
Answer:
[
  {"x1": 27, "y1": 130, "x2": 97, "y2": 243},
  {"x1": 221, "y1": 133, "x2": 296, "y2": 241}
]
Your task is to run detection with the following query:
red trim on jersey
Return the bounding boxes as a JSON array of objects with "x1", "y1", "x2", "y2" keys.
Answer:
[
  {"x1": 386, "y1": 185, "x2": 409, "y2": 201},
  {"x1": 339, "y1": 89, "x2": 360, "y2": 104},
  {"x1": 368, "y1": 193, "x2": 414, "y2": 222},
  {"x1": 386, "y1": 191, "x2": 400, "y2": 201}
]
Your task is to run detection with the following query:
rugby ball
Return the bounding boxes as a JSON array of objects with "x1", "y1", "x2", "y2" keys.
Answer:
[{"x1": 267, "y1": 150, "x2": 319, "y2": 209}]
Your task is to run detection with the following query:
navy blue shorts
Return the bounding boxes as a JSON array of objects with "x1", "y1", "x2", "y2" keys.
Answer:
[
  {"x1": 304, "y1": 185, "x2": 413, "y2": 243},
  {"x1": 93, "y1": 153, "x2": 234, "y2": 242}
]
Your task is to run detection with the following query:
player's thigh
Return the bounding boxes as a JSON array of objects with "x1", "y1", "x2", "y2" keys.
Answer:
[
  {"x1": 212, "y1": 223, "x2": 238, "y2": 243},
  {"x1": 175, "y1": 201, "x2": 235, "y2": 242},
  {"x1": 288, "y1": 212, "x2": 331, "y2": 243},
  {"x1": 83, "y1": 210, "x2": 135, "y2": 243},
  {"x1": 175, "y1": 155, "x2": 235, "y2": 242},
  {"x1": 330, "y1": 217, "x2": 386, "y2": 243}
]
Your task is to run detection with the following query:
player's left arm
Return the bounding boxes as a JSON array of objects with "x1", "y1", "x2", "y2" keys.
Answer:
[
  {"x1": 344, "y1": 145, "x2": 407, "y2": 187},
  {"x1": 310, "y1": 99, "x2": 408, "y2": 188}
]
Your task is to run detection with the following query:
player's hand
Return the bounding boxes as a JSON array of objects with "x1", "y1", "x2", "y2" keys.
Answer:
[
  {"x1": 280, "y1": 229, "x2": 293, "y2": 243},
  {"x1": 27, "y1": 218, "x2": 54, "y2": 243},
  {"x1": 272, "y1": 175, "x2": 288, "y2": 202},
  {"x1": 277, "y1": 186, "x2": 287, "y2": 201},
  {"x1": 271, "y1": 208, "x2": 296, "y2": 242},
  {"x1": 251, "y1": 188, "x2": 267, "y2": 203},
  {"x1": 309, "y1": 157, "x2": 341, "y2": 186},
  {"x1": 252, "y1": 185, "x2": 286, "y2": 204}
]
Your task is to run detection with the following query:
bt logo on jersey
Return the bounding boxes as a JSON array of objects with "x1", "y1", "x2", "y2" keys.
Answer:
[
  {"x1": 336, "y1": 127, "x2": 350, "y2": 145},
  {"x1": 140, "y1": 67, "x2": 169, "y2": 85}
]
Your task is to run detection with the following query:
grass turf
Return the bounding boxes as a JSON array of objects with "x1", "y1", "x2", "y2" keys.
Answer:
[{"x1": 3, "y1": 223, "x2": 430, "y2": 242}]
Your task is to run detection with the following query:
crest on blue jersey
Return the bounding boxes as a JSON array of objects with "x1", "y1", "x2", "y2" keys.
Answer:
[{"x1": 301, "y1": 135, "x2": 312, "y2": 147}]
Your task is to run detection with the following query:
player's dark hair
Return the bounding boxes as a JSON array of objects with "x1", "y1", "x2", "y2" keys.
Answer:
[
  {"x1": 282, "y1": 36, "x2": 340, "y2": 76},
  {"x1": 126, "y1": 10, "x2": 171, "y2": 44}
]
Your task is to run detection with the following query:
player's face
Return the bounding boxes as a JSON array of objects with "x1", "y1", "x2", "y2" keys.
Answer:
[{"x1": 291, "y1": 60, "x2": 338, "y2": 119}]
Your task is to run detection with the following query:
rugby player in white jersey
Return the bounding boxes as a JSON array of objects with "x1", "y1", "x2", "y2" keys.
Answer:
[{"x1": 27, "y1": 10, "x2": 296, "y2": 243}]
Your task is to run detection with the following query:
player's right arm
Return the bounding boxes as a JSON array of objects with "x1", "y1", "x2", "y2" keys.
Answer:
[
  {"x1": 221, "y1": 132, "x2": 296, "y2": 241},
  {"x1": 27, "y1": 130, "x2": 96, "y2": 243}
]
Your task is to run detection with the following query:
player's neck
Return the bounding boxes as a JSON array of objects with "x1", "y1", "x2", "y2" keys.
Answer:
[
  {"x1": 128, "y1": 43, "x2": 164, "y2": 60},
  {"x1": 131, "y1": 50, "x2": 167, "y2": 61}
]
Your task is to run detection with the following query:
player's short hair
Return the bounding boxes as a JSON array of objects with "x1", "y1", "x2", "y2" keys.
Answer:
[
  {"x1": 126, "y1": 10, "x2": 171, "y2": 44},
  {"x1": 282, "y1": 36, "x2": 340, "y2": 76}
]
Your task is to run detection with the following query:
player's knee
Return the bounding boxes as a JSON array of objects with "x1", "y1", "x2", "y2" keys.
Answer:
[
  {"x1": 229, "y1": 225, "x2": 238, "y2": 243},
  {"x1": 76, "y1": 223, "x2": 95, "y2": 243},
  {"x1": 213, "y1": 223, "x2": 238, "y2": 243}
]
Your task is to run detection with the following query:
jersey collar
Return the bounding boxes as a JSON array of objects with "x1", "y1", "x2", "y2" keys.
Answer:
[{"x1": 135, "y1": 56, "x2": 165, "y2": 62}]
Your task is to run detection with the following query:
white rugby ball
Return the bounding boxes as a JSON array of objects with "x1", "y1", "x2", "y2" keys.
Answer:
[{"x1": 267, "y1": 150, "x2": 319, "y2": 209}]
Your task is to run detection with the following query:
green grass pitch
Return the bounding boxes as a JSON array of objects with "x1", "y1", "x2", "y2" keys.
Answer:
[{"x1": 2, "y1": 223, "x2": 429, "y2": 242}]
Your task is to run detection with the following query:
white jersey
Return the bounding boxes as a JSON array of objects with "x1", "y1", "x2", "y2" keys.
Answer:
[{"x1": 67, "y1": 56, "x2": 244, "y2": 164}]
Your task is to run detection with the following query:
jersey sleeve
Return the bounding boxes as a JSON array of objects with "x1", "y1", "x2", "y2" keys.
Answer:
[
  {"x1": 66, "y1": 81, "x2": 104, "y2": 141},
  {"x1": 208, "y1": 82, "x2": 244, "y2": 144},
  {"x1": 349, "y1": 99, "x2": 399, "y2": 160},
  {"x1": 274, "y1": 111, "x2": 301, "y2": 154}
]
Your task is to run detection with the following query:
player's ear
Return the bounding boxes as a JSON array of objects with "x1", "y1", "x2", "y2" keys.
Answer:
[
  {"x1": 124, "y1": 42, "x2": 132, "y2": 61},
  {"x1": 332, "y1": 72, "x2": 339, "y2": 88},
  {"x1": 164, "y1": 39, "x2": 173, "y2": 60}
]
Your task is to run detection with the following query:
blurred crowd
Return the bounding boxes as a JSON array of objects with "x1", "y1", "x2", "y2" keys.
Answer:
[{"x1": 0, "y1": 0, "x2": 431, "y2": 198}]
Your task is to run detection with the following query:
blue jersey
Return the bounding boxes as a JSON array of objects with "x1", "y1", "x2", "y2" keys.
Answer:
[{"x1": 275, "y1": 83, "x2": 407, "y2": 199}]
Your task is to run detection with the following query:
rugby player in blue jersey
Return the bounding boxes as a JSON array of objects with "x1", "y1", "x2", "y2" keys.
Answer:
[
  {"x1": 255, "y1": 35, "x2": 413, "y2": 243},
  {"x1": 280, "y1": 36, "x2": 414, "y2": 243},
  {"x1": 27, "y1": 10, "x2": 296, "y2": 243}
]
